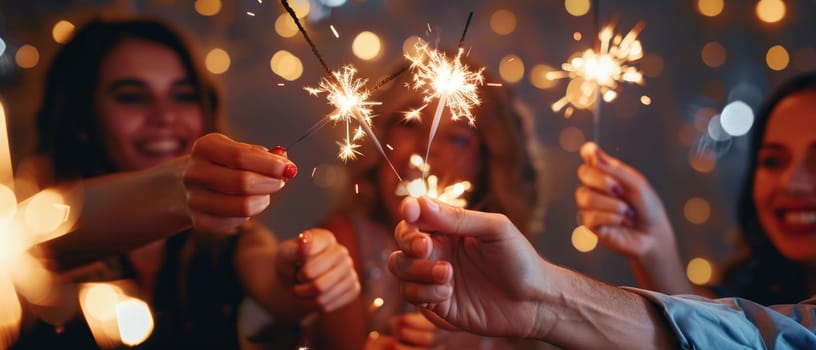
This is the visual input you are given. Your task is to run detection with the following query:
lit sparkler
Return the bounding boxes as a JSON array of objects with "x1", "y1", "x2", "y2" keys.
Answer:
[
  {"x1": 548, "y1": 22, "x2": 646, "y2": 139},
  {"x1": 406, "y1": 12, "x2": 484, "y2": 176},
  {"x1": 395, "y1": 154, "x2": 472, "y2": 208},
  {"x1": 280, "y1": 0, "x2": 405, "y2": 183},
  {"x1": 305, "y1": 66, "x2": 379, "y2": 162}
]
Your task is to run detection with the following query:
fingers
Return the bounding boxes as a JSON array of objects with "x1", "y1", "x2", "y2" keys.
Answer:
[
  {"x1": 184, "y1": 159, "x2": 285, "y2": 195},
  {"x1": 388, "y1": 251, "x2": 451, "y2": 285},
  {"x1": 401, "y1": 281, "x2": 452, "y2": 305},
  {"x1": 390, "y1": 313, "x2": 437, "y2": 347},
  {"x1": 187, "y1": 189, "x2": 271, "y2": 217},
  {"x1": 393, "y1": 220, "x2": 432, "y2": 259},
  {"x1": 191, "y1": 133, "x2": 297, "y2": 180},
  {"x1": 579, "y1": 142, "x2": 648, "y2": 194},
  {"x1": 399, "y1": 197, "x2": 518, "y2": 241},
  {"x1": 581, "y1": 211, "x2": 631, "y2": 231},
  {"x1": 277, "y1": 228, "x2": 338, "y2": 263},
  {"x1": 575, "y1": 186, "x2": 635, "y2": 220},
  {"x1": 577, "y1": 165, "x2": 624, "y2": 197}
]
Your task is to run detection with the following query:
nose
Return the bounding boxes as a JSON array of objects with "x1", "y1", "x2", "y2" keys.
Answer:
[
  {"x1": 782, "y1": 155, "x2": 816, "y2": 195},
  {"x1": 146, "y1": 99, "x2": 176, "y2": 126}
]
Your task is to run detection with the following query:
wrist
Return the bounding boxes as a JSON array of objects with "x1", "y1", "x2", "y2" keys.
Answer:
[{"x1": 153, "y1": 156, "x2": 193, "y2": 227}]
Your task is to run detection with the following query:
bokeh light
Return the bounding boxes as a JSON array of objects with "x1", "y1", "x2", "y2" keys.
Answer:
[
  {"x1": 571, "y1": 225, "x2": 598, "y2": 253},
  {"x1": 275, "y1": 13, "x2": 299, "y2": 38},
  {"x1": 565, "y1": 0, "x2": 591, "y2": 16},
  {"x1": 352, "y1": 31, "x2": 382, "y2": 61},
  {"x1": 701, "y1": 41, "x2": 726, "y2": 68},
  {"x1": 23, "y1": 189, "x2": 70, "y2": 235},
  {"x1": 756, "y1": 0, "x2": 786, "y2": 23},
  {"x1": 402, "y1": 36, "x2": 427, "y2": 57},
  {"x1": 116, "y1": 298, "x2": 154, "y2": 347},
  {"x1": 194, "y1": 0, "x2": 221, "y2": 16},
  {"x1": 687, "y1": 257, "x2": 713, "y2": 285},
  {"x1": 270, "y1": 50, "x2": 304, "y2": 81},
  {"x1": 15, "y1": 45, "x2": 39, "y2": 69},
  {"x1": 697, "y1": 0, "x2": 724, "y2": 17},
  {"x1": 689, "y1": 150, "x2": 717, "y2": 173},
  {"x1": 766, "y1": 45, "x2": 790, "y2": 71},
  {"x1": 498, "y1": 54, "x2": 524, "y2": 83},
  {"x1": 559, "y1": 126, "x2": 585, "y2": 152},
  {"x1": 529, "y1": 64, "x2": 558, "y2": 89},
  {"x1": 289, "y1": 0, "x2": 311, "y2": 18},
  {"x1": 320, "y1": 0, "x2": 347, "y2": 7},
  {"x1": 684, "y1": 197, "x2": 711, "y2": 224},
  {"x1": 490, "y1": 9, "x2": 517, "y2": 35},
  {"x1": 719, "y1": 100, "x2": 754, "y2": 136},
  {"x1": 640, "y1": 95, "x2": 652, "y2": 106},
  {"x1": 52, "y1": 20, "x2": 75, "y2": 44},
  {"x1": 0, "y1": 38, "x2": 6, "y2": 57},
  {"x1": 205, "y1": 48, "x2": 230, "y2": 74}
]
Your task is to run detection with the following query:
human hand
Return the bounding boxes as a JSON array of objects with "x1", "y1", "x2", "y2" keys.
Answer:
[
  {"x1": 276, "y1": 229, "x2": 360, "y2": 313},
  {"x1": 575, "y1": 142, "x2": 676, "y2": 261},
  {"x1": 183, "y1": 133, "x2": 297, "y2": 233},
  {"x1": 388, "y1": 197, "x2": 547, "y2": 338}
]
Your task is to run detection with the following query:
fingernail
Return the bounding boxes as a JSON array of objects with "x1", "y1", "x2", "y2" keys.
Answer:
[
  {"x1": 298, "y1": 231, "x2": 312, "y2": 261},
  {"x1": 624, "y1": 207, "x2": 636, "y2": 220},
  {"x1": 424, "y1": 198, "x2": 439, "y2": 212},
  {"x1": 432, "y1": 263, "x2": 449, "y2": 283},
  {"x1": 269, "y1": 145, "x2": 287, "y2": 157},
  {"x1": 611, "y1": 184, "x2": 624, "y2": 197},
  {"x1": 595, "y1": 149, "x2": 608, "y2": 166},
  {"x1": 283, "y1": 164, "x2": 298, "y2": 181}
]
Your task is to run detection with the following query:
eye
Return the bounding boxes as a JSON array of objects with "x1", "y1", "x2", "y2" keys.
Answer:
[
  {"x1": 114, "y1": 92, "x2": 149, "y2": 104},
  {"x1": 447, "y1": 133, "x2": 473, "y2": 148},
  {"x1": 757, "y1": 152, "x2": 788, "y2": 171}
]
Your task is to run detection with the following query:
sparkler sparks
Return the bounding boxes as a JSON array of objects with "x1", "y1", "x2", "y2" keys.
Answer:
[
  {"x1": 395, "y1": 154, "x2": 472, "y2": 208},
  {"x1": 305, "y1": 66, "x2": 379, "y2": 162},
  {"x1": 549, "y1": 23, "x2": 645, "y2": 115}
]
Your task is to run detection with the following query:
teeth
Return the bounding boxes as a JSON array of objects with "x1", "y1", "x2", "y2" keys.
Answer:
[
  {"x1": 783, "y1": 211, "x2": 816, "y2": 225},
  {"x1": 140, "y1": 140, "x2": 181, "y2": 153}
]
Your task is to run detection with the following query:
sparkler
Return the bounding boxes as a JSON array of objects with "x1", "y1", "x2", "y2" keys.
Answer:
[
  {"x1": 394, "y1": 154, "x2": 472, "y2": 208},
  {"x1": 280, "y1": 0, "x2": 404, "y2": 183},
  {"x1": 548, "y1": 22, "x2": 645, "y2": 141},
  {"x1": 406, "y1": 12, "x2": 484, "y2": 177}
]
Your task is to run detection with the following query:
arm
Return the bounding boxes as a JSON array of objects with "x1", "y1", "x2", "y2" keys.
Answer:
[
  {"x1": 37, "y1": 133, "x2": 296, "y2": 270},
  {"x1": 575, "y1": 142, "x2": 692, "y2": 294}
]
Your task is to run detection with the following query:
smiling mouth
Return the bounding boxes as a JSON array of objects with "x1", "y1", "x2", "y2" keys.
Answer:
[
  {"x1": 137, "y1": 139, "x2": 185, "y2": 156},
  {"x1": 781, "y1": 211, "x2": 816, "y2": 225}
]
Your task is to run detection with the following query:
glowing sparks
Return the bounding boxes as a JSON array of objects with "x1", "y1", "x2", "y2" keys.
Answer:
[
  {"x1": 306, "y1": 66, "x2": 379, "y2": 162},
  {"x1": 355, "y1": 183, "x2": 359, "y2": 194},
  {"x1": 486, "y1": 82, "x2": 503, "y2": 87},
  {"x1": 407, "y1": 44, "x2": 484, "y2": 126},
  {"x1": 551, "y1": 23, "x2": 645, "y2": 115},
  {"x1": 246, "y1": 11, "x2": 256, "y2": 16},
  {"x1": 386, "y1": 144, "x2": 394, "y2": 151},
  {"x1": 395, "y1": 154, "x2": 472, "y2": 208},
  {"x1": 330, "y1": 25, "x2": 340, "y2": 38},
  {"x1": 401, "y1": 105, "x2": 427, "y2": 122}
]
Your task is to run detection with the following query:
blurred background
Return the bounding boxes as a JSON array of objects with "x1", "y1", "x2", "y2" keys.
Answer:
[{"x1": 1, "y1": 0, "x2": 814, "y2": 288}]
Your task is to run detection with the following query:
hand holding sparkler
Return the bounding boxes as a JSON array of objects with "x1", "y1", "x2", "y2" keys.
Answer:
[
  {"x1": 395, "y1": 154, "x2": 472, "y2": 208},
  {"x1": 183, "y1": 133, "x2": 297, "y2": 234}
]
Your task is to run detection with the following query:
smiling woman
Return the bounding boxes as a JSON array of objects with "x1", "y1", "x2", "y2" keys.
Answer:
[{"x1": 10, "y1": 16, "x2": 359, "y2": 350}]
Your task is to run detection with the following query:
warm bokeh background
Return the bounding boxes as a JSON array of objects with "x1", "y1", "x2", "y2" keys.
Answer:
[{"x1": 2, "y1": 0, "x2": 815, "y2": 288}]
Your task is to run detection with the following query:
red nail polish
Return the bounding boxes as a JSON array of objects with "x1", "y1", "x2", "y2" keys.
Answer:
[
  {"x1": 283, "y1": 164, "x2": 298, "y2": 180},
  {"x1": 269, "y1": 145, "x2": 287, "y2": 156}
]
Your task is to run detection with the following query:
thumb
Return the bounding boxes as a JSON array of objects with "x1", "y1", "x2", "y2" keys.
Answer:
[{"x1": 407, "y1": 196, "x2": 517, "y2": 241}]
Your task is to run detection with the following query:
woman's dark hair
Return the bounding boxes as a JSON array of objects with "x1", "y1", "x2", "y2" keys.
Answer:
[
  {"x1": 720, "y1": 72, "x2": 816, "y2": 305},
  {"x1": 36, "y1": 16, "x2": 220, "y2": 180}
]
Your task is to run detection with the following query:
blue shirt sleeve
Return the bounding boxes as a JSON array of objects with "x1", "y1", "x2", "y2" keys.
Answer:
[{"x1": 623, "y1": 287, "x2": 816, "y2": 349}]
